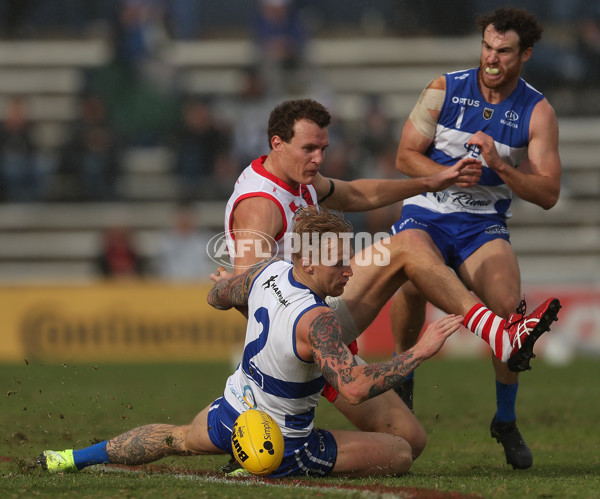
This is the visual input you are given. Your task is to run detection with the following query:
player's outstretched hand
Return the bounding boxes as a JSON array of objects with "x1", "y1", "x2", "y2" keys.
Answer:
[
  {"x1": 414, "y1": 314, "x2": 463, "y2": 360},
  {"x1": 427, "y1": 158, "x2": 482, "y2": 191},
  {"x1": 454, "y1": 157, "x2": 483, "y2": 188}
]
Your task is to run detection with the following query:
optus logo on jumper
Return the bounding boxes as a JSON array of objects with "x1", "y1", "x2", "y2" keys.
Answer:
[{"x1": 207, "y1": 229, "x2": 278, "y2": 271}]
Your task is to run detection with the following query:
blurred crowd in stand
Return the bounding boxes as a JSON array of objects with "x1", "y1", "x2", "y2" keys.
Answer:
[{"x1": 0, "y1": 1, "x2": 597, "y2": 222}]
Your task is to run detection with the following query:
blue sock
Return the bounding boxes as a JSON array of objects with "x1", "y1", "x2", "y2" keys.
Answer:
[
  {"x1": 494, "y1": 380, "x2": 518, "y2": 422},
  {"x1": 73, "y1": 441, "x2": 110, "y2": 470}
]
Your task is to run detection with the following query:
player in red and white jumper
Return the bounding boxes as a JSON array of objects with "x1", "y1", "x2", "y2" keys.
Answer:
[
  {"x1": 221, "y1": 98, "x2": 560, "y2": 472},
  {"x1": 223, "y1": 98, "x2": 473, "y2": 464}
]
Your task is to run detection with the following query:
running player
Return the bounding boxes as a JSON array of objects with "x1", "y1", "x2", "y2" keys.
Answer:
[{"x1": 390, "y1": 7, "x2": 561, "y2": 469}]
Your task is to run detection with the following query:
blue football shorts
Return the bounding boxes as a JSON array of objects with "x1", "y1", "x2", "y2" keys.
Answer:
[
  {"x1": 207, "y1": 397, "x2": 337, "y2": 477},
  {"x1": 390, "y1": 205, "x2": 511, "y2": 272}
]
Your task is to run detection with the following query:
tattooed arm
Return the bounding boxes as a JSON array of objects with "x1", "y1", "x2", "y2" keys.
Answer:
[
  {"x1": 207, "y1": 261, "x2": 269, "y2": 310},
  {"x1": 296, "y1": 308, "x2": 463, "y2": 405}
]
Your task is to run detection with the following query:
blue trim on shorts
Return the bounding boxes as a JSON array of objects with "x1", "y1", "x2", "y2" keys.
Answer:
[
  {"x1": 274, "y1": 427, "x2": 337, "y2": 477},
  {"x1": 391, "y1": 205, "x2": 510, "y2": 271},
  {"x1": 207, "y1": 397, "x2": 238, "y2": 454},
  {"x1": 207, "y1": 397, "x2": 337, "y2": 477}
]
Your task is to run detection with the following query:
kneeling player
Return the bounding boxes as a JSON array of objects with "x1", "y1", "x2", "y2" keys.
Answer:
[{"x1": 37, "y1": 207, "x2": 461, "y2": 477}]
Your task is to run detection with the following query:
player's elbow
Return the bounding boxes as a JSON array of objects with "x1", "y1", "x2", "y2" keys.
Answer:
[
  {"x1": 540, "y1": 191, "x2": 560, "y2": 210},
  {"x1": 395, "y1": 152, "x2": 409, "y2": 173},
  {"x1": 541, "y1": 201, "x2": 556, "y2": 211},
  {"x1": 338, "y1": 383, "x2": 369, "y2": 406},
  {"x1": 206, "y1": 293, "x2": 231, "y2": 310}
]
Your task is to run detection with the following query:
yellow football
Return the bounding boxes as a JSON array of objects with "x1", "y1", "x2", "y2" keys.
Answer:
[{"x1": 231, "y1": 409, "x2": 284, "y2": 476}]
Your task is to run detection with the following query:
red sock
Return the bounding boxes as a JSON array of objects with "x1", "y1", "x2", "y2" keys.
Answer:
[{"x1": 463, "y1": 304, "x2": 509, "y2": 361}]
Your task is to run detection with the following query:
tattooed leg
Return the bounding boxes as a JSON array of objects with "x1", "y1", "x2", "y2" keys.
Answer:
[{"x1": 106, "y1": 424, "x2": 191, "y2": 464}]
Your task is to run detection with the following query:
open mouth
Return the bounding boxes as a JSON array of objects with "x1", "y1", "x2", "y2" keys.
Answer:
[{"x1": 485, "y1": 67, "x2": 500, "y2": 75}]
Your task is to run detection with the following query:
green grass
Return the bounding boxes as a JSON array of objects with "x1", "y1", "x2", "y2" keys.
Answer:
[{"x1": 1, "y1": 357, "x2": 599, "y2": 498}]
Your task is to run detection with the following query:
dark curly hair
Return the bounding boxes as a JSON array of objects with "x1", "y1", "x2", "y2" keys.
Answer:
[
  {"x1": 476, "y1": 7, "x2": 543, "y2": 53},
  {"x1": 267, "y1": 99, "x2": 331, "y2": 149}
]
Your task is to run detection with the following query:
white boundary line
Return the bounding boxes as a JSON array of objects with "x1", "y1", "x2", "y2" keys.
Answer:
[
  {"x1": 176, "y1": 473, "x2": 402, "y2": 497},
  {"x1": 93, "y1": 465, "x2": 405, "y2": 498}
]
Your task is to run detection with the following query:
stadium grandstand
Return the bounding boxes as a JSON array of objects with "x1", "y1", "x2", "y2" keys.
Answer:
[
  {"x1": 0, "y1": 1, "x2": 598, "y2": 365},
  {"x1": 0, "y1": 0, "x2": 598, "y2": 284}
]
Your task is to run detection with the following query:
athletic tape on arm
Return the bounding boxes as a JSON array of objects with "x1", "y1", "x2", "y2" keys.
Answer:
[{"x1": 408, "y1": 87, "x2": 445, "y2": 139}]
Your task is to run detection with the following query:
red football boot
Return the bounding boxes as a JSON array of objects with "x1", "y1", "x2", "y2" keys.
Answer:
[{"x1": 506, "y1": 298, "x2": 561, "y2": 372}]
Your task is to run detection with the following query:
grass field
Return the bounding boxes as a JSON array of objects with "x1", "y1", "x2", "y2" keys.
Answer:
[{"x1": 2, "y1": 356, "x2": 599, "y2": 498}]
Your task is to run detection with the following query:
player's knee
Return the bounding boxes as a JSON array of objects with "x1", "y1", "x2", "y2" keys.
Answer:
[
  {"x1": 370, "y1": 411, "x2": 426, "y2": 459},
  {"x1": 394, "y1": 438, "x2": 414, "y2": 475},
  {"x1": 406, "y1": 421, "x2": 426, "y2": 459},
  {"x1": 397, "y1": 416, "x2": 426, "y2": 459}
]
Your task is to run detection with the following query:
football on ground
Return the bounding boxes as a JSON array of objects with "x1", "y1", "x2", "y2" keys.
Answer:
[{"x1": 231, "y1": 409, "x2": 284, "y2": 476}]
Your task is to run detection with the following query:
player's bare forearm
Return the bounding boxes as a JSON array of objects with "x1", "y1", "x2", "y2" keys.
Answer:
[
  {"x1": 324, "y1": 153, "x2": 481, "y2": 210},
  {"x1": 340, "y1": 351, "x2": 423, "y2": 404},
  {"x1": 398, "y1": 148, "x2": 482, "y2": 188},
  {"x1": 360, "y1": 352, "x2": 421, "y2": 399},
  {"x1": 492, "y1": 166, "x2": 560, "y2": 209},
  {"x1": 311, "y1": 314, "x2": 462, "y2": 405},
  {"x1": 337, "y1": 178, "x2": 423, "y2": 210},
  {"x1": 308, "y1": 310, "x2": 421, "y2": 404},
  {"x1": 468, "y1": 127, "x2": 560, "y2": 208},
  {"x1": 107, "y1": 424, "x2": 190, "y2": 464},
  {"x1": 323, "y1": 177, "x2": 434, "y2": 212}
]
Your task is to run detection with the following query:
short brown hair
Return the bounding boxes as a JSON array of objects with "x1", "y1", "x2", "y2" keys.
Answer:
[
  {"x1": 291, "y1": 206, "x2": 353, "y2": 263},
  {"x1": 267, "y1": 99, "x2": 331, "y2": 149},
  {"x1": 476, "y1": 7, "x2": 543, "y2": 53}
]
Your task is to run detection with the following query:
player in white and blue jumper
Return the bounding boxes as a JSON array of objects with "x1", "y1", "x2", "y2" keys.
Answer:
[{"x1": 36, "y1": 207, "x2": 465, "y2": 477}]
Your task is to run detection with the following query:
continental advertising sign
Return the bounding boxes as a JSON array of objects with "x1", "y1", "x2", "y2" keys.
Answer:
[
  {"x1": 2, "y1": 283, "x2": 599, "y2": 364},
  {"x1": 0, "y1": 282, "x2": 247, "y2": 363}
]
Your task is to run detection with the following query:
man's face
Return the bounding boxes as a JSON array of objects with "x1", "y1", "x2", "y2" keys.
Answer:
[
  {"x1": 310, "y1": 239, "x2": 353, "y2": 298},
  {"x1": 276, "y1": 119, "x2": 329, "y2": 186},
  {"x1": 479, "y1": 25, "x2": 532, "y2": 91}
]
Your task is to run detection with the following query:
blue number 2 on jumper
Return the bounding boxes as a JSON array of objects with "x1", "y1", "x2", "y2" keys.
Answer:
[{"x1": 241, "y1": 307, "x2": 270, "y2": 389}]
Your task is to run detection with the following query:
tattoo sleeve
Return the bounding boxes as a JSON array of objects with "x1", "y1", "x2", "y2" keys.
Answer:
[
  {"x1": 363, "y1": 351, "x2": 419, "y2": 399},
  {"x1": 309, "y1": 308, "x2": 421, "y2": 402},
  {"x1": 308, "y1": 310, "x2": 356, "y2": 392},
  {"x1": 106, "y1": 424, "x2": 190, "y2": 464},
  {"x1": 207, "y1": 261, "x2": 267, "y2": 310}
]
